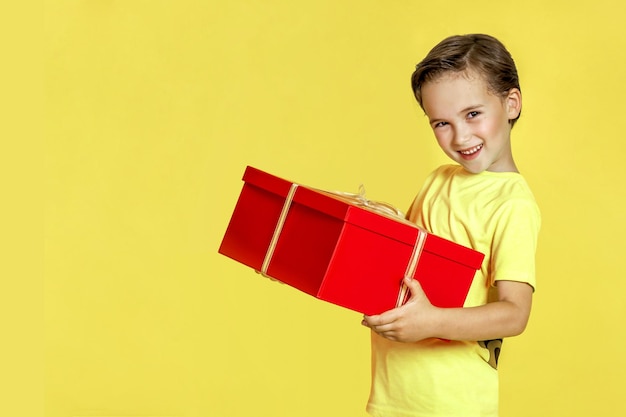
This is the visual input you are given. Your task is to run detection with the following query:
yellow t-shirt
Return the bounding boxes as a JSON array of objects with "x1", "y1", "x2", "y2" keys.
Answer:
[{"x1": 366, "y1": 165, "x2": 541, "y2": 417}]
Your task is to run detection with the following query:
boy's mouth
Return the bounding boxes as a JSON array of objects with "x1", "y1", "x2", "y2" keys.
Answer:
[{"x1": 459, "y1": 144, "x2": 483, "y2": 156}]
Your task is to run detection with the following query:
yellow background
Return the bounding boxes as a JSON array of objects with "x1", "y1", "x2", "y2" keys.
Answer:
[{"x1": 30, "y1": 0, "x2": 626, "y2": 416}]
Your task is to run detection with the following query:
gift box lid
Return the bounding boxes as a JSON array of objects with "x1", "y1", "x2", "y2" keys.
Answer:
[{"x1": 242, "y1": 166, "x2": 484, "y2": 270}]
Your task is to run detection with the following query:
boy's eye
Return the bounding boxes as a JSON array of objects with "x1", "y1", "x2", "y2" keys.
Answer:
[
  {"x1": 467, "y1": 111, "x2": 480, "y2": 119},
  {"x1": 433, "y1": 121, "x2": 448, "y2": 128}
]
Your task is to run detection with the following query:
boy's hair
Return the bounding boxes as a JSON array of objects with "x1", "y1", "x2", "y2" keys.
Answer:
[{"x1": 411, "y1": 34, "x2": 521, "y2": 126}]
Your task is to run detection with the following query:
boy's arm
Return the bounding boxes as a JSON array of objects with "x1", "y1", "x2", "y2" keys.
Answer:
[{"x1": 361, "y1": 277, "x2": 533, "y2": 343}]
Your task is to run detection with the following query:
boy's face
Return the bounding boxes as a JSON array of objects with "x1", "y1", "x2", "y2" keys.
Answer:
[{"x1": 420, "y1": 70, "x2": 521, "y2": 173}]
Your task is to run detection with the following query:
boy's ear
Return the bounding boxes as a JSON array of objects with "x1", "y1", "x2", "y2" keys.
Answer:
[{"x1": 506, "y1": 88, "x2": 522, "y2": 119}]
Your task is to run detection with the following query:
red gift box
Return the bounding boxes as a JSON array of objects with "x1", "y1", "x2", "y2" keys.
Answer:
[{"x1": 218, "y1": 166, "x2": 484, "y2": 315}]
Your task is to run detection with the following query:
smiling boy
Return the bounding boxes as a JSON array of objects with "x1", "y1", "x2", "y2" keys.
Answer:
[{"x1": 362, "y1": 34, "x2": 541, "y2": 417}]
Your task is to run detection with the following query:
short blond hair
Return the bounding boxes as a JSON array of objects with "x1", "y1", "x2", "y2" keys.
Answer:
[{"x1": 411, "y1": 34, "x2": 522, "y2": 126}]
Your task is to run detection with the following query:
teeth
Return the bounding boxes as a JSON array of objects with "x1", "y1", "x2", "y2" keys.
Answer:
[{"x1": 460, "y1": 144, "x2": 483, "y2": 155}]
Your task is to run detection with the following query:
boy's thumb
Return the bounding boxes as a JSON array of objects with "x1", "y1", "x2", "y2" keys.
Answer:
[{"x1": 403, "y1": 276, "x2": 423, "y2": 296}]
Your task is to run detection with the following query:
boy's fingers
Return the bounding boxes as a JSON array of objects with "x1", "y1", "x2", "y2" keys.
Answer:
[
  {"x1": 363, "y1": 310, "x2": 399, "y2": 327},
  {"x1": 404, "y1": 276, "x2": 420, "y2": 290},
  {"x1": 404, "y1": 277, "x2": 426, "y2": 299}
]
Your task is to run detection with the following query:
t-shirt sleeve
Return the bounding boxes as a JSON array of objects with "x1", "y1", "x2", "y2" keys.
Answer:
[{"x1": 490, "y1": 197, "x2": 541, "y2": 290}]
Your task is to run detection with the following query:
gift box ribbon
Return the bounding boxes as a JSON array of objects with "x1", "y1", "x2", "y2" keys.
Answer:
[
  {"x1": 260, "y1": 183, "x2": 299, "y2": 277},
  {"x1": 327, "y1": 184, "x2": 406, "y2": 219},
  {"x1": 260, "y1": 182, "x2": 428, "y2": 310},
  {"x1": 396, "y1": 227, "x2": 427, "y2": 307}
]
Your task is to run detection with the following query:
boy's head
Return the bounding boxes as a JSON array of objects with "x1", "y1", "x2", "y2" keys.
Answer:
[{"x1": 411, "y1": 34, "x2": 521, "y2": 127}]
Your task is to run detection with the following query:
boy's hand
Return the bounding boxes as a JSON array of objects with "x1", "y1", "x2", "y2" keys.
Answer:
[
  {"x1": 361, "y1": 277, "x2": 439, "y2": 343},
  {"x1": 362, "y1": 278, "x2": 534, "y2": 343}
]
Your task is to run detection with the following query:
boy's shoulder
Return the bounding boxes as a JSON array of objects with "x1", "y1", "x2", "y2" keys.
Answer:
[
  {"x1": 431, "y1": 164, "x2": 532, "y2": 188},
  {"x1": 432, "y1": 164, "x2": 459, "y2": 175},
  {"x1": 425, "y1": 164, "x2": 460, "y2": 182},
  {"x1": 425, "y1": 164, "x2": 537, "y2": 204}
]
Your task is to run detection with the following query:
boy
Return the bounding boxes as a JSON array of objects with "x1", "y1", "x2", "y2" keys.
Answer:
[{"x1": 362, "y1": 34, "x2": 541, "y2": 417}]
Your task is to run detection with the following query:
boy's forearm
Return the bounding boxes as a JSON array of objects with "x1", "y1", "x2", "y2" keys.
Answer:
[{"x1": 428, "y1": 299, "x2": 531, "y2": 341}]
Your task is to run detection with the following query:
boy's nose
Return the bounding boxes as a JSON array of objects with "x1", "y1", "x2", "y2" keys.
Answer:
[{"x1": 453, "y1": 126, "x2": 472, "y2": 145}]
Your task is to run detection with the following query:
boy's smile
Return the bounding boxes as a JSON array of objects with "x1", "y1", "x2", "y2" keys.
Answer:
[
  {"x1": 420, "y1": 70, "x2": 521, "y2": 173},
  {"x1": 459, "y1": 143, "x2": 483, "y2": 159}
]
